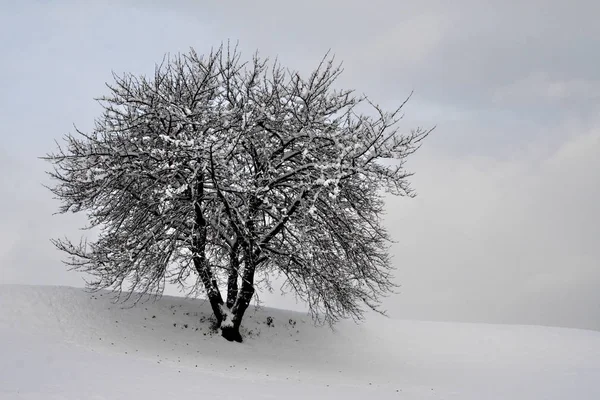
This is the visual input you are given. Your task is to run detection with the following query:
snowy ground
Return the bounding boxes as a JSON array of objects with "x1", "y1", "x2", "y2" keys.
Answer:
[{"x1": 1, "y1": 285, "x2": 599, "y2": 399}]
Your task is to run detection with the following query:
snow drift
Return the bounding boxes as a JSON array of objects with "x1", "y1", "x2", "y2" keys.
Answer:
[{"x1": 1, "y1": 285, "x2": 599, "y2": 399}]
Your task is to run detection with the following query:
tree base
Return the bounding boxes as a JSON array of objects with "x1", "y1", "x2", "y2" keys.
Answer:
[{"x1": 221, "y1": 325, "x2": 243, "y2": 343}]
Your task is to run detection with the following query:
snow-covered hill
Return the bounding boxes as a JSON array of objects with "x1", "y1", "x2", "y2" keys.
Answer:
[{"x1": 1, "y1": 285, "x2": 599, "y2": 399}]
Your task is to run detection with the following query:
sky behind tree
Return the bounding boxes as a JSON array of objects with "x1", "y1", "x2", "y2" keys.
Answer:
[{"x1": 1, "y1": 0, "x2": 599, "y2": 330}]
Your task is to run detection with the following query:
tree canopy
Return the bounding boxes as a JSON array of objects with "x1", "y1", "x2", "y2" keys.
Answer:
[{"x1": 44, "y1": 44, "x2": 431, "y2": 342}]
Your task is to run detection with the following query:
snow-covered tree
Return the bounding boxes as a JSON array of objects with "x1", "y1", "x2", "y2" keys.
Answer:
[{"x1": 44, "y1": 44, "x2": 431, "y2": 342}]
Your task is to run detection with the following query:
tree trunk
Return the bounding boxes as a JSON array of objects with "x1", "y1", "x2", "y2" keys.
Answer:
[
  {"x1": 221, "y1": 253, "x2": 256, "y2": 342},
  {"x1": 226, "y1": 240, "x2": 240, "y2": 309},
  {"x1": 221, "y1": 198, "x2": 260, "y2": 342},
  {"x1": 193, "y1": 255, "x2": 225, "y2": 323},
  {"x1": 191, "y1": 177, "x2": 225, "y2": 324},
  {"x1": 221, "y1": 283, "x2": 254, "y2": 342}
]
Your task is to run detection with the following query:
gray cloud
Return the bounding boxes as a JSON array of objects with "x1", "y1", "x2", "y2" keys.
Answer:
[
  {"x1": 385, "y1": 119, "x2": 600, "y2": 329},
  {"x1": 1, "y1": 0, "x2": 598, "y2": 330}
]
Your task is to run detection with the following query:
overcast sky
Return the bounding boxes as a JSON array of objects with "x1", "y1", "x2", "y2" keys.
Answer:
[{"x1": 1, "y1": 0, "x2": 599, "y2": 331}]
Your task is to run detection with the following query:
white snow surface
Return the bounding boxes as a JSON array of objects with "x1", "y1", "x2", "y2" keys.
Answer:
[{"x1": 1, "y1": 285, "x2": 599, "y2": 399}]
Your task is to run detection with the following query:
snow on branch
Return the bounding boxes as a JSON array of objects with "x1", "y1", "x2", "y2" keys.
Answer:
[{"x1": 44, "y1": 43, "x2": 431, "y2": 334}]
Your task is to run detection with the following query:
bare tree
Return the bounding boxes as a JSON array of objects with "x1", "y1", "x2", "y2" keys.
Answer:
[{"x1": 44, "y1": 44, "x2": 431, "y2": 342}]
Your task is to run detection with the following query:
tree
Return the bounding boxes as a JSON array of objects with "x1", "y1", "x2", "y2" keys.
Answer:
[{"x1": 44, "y1": 44, "x2": 431, "y2": 342}]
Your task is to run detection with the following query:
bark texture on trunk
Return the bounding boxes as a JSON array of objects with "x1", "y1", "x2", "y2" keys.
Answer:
[
  {"x1": 226, "y1": 240, "x2": 240, "y2": 309},
  {"x1": 220, "y1": 287, "x2": 254, "y2": 342},
  {"x1": 191, "y1": 177, "x2": 225, "y2": 323},
  {"x1": 221, "y1": 251, "x2": 256, "y2": 342},
  {"x1": 193, "y1": 255, "x2": 224, "y2": 323}
]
